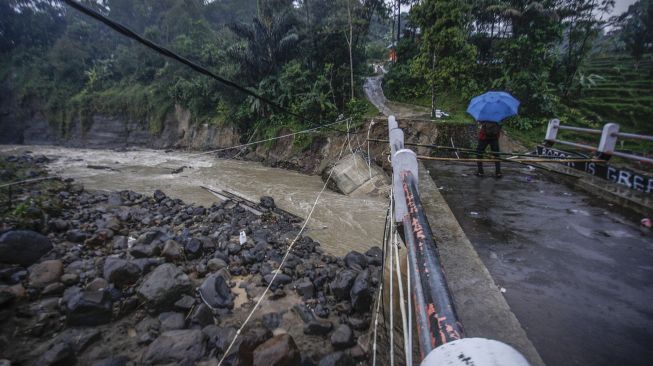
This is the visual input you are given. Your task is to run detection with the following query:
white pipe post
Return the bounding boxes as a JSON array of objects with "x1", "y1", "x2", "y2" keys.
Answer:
[
  {"x1": 545, "y1": 119, "x2": 560, "y2": 144},
  {"x1": 392, "y1": 149, "x2": 418, "y2": 223},
  {"x1": 388, "y1": 115, "x2": 398, "y2": 130},
  {"x1": 598, "y1": 122, "x2": 620, "y2": 155},
  {"x1": 389, "y1": 128, "x2": 404, "y2": 157}
]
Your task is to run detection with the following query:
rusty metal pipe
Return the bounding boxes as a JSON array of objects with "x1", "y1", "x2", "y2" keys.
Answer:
[{"x1": 401, "y1": 170, "x2": 464, "y2": 357}]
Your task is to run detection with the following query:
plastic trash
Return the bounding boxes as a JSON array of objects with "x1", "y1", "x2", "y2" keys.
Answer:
[
  {"x1": 470, "y1": 211, "x2": 479, "y2": 216},
  {"x1": 239, "y1": 230, "x2": 247, "y2": 245},
  {"x1": 641, "y1": 218, "x2": 652, "y2": 228},
  {"x1": 500, "y1": 287, "x2": 507, "y2": 293}
]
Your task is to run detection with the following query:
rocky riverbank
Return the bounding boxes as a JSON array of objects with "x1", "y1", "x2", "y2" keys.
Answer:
[{"x1": 0, "y1": 153, "x2": 382, "y2": 365}]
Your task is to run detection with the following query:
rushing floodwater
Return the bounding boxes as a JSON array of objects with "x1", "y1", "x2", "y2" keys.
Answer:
[{"x1": 1, "y1": 145, "x2": 387, "y2": 257}]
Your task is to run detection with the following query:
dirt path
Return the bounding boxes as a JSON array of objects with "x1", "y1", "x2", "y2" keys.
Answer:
[{"x1": 363, "y1": 73, "x2": 431, "y2": 119}]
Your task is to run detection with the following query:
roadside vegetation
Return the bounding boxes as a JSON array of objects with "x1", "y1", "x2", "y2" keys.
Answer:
[
  {"x1": 382, "y1": 0, "x2": 652, "y2": 152},
  {"x1": 0, "y1": 0, "x2": 388, "y2": 145}
]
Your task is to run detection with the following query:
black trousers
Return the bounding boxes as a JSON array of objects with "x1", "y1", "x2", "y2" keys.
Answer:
[{"x1": 476, "y1": 138, "x2": 501, "y2": 174}]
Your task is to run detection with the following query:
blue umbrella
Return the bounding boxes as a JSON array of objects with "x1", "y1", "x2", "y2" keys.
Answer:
[{"x1": 466, "y1": 91, "x2": 520, "y2": 123}]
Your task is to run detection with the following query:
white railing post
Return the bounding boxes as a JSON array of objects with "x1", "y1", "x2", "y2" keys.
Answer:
[
  {"x1": 598, "y1": 122, "x2": 620, "y2": 156},
  {"x1": 388, "y1": 115, "x2": 398, "y2": 130},
  {"x1": 544, "y1": 119, "x2": 560, "y2": 144},
  {"x1": 389, "y1": 128, "x2": 405, "y2": 157},
  {"x1": 392, "y1": 149, "x2": 418, "y2": 222}
]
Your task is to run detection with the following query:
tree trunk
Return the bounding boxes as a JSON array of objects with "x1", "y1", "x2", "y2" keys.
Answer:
[
  {"x1": 347, "y1": 0, "x2": 355, "y2": 101},
  {"x1": 431, "y1": 52, "x2": 436, "y2": 118}
]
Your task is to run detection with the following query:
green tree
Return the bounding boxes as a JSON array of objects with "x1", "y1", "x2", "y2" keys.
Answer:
[
  {"x1": 617, "y1": 0, "x2": 653, "y2": 70},
  {"x1": 411, "y1": 0, "x2": 478, "y2": 114}
]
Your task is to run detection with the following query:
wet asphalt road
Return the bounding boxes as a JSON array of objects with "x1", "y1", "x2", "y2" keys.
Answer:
[{"x1": 425, "y1": 162, "x2": 653, "y2": 366}]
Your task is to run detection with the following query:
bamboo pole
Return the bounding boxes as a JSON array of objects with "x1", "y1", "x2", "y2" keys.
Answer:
[{"x1": 415, "y1": 155, "x2": 606, "y2": 164}]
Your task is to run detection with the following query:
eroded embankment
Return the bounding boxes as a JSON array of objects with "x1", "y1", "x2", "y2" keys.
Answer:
[{"x1": 0, "y1": 153, "x2": 383, "y2": 365}]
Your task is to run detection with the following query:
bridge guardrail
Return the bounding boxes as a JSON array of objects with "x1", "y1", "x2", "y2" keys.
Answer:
[
  {"x1": 388, "y1": 116, "x2": 529, "y2": 366},
  {"x1": 544, "y1": 119, "x2": 653, "y2": 165}
]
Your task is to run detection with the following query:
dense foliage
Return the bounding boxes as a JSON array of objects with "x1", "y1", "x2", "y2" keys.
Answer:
[
  {"x1": 384, "y1": 0, "x2": 652, "y2": 136},
  {"x1": 0, "y1": 0, "x2": 386, "y2": 138}
]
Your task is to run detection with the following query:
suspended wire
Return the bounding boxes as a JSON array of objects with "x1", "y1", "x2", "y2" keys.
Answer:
[
  {"x1": 187, "y1": 118, "x2": 351, "y2": 157},
  {"x1": 216, "y1": 128, "x2": 351, "y2": 366},
  {"x1": 61, "y1": 0, "x2": 303, "y2": 121}
]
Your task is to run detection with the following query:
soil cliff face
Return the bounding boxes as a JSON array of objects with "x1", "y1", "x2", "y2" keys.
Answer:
[{"x1": 0, "y1": 87, "x2": 239, "y2": 150}]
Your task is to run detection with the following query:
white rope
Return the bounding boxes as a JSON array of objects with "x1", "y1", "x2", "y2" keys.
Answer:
[
  {"x1": 217, "y1": 129, "x2": 350, "y2": 366},
  {"x1": 367, "y1": 119, "x2": 375, "y2": 179},
  {"x1": 406, "y1": 240, "x2": 413, "y2": 366},
  {"x1": 371, "y1": 280, "x2": 383, "y2": 366},
  {"x1": 388, "y1": 185, "x2": 395, "y2": 366},
  {"x1": 393, "y1": 225, "x2": 410, "y2": 366},
  {"x1": 188, "y1": 117, "x2": 351, "y2": 157},
  {"x1": 0, "y1": 176, "x2": 57, "y2": 189}
]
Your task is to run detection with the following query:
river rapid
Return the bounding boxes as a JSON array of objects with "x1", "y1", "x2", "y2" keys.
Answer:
[{"x1": 0, "y1": 145, "x2": 387, "y2": 257}]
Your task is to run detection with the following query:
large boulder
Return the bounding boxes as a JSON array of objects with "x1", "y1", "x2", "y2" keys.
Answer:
[
  {"x1": 330, "y1": 324, "x2": 355, "y2": 349},
  {"x1": 330, "y1": 269, "x2": 356, "y2": 301},
  {"x1": 103, "y1": 258, "x2": 140, "y2": 288},
  {"x1": 325, "y1": 154, "x2": 389, "y2": 196},
  {"x1": 344, "y1": 251, "x2": 368, "y2": 271},
  {"x1": 252, "y1": 334, "x2": 300, "y2": 366},
  {"x1": 198, "y1": 273, "x2": 233, "y2": 309},
  {"x1": 28, "y1": 259, "x2": 63, "y2": 288},
  {"x1": 350, "y1": 270, "x2": 372, "y2": 313},
  {"x1": 142, "y1": 329, "x2": 206, "y2": 364},
  {"x1": 0, "y1": 230, "x2": 52, "y2": 266},
  {"x1": 137, "y1": 263, "x2": 192, "y2": 310},
  {"x1": 65, "y1": 290, "x2": 113, "y2": 326}
]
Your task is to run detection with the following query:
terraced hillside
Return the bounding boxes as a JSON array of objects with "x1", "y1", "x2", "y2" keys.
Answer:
[{"x1": 573, "y1": 54, "x2": 653, "y2": 135}]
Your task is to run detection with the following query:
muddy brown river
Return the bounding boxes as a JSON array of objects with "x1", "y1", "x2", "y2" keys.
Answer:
[{"x1": 1, "y1": 145, "x2": 387, "y2": 257}]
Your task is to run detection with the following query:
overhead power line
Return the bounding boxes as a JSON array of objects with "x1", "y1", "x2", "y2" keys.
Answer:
[{"x1": 61, "y1": 0, "x2": 304, "y2": 121}]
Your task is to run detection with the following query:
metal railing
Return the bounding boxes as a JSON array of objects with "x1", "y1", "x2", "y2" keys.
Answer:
[
  {"x1": 388, "y1": 116, "x2": 529, "y2": 365},
  {"x1": 545, "y1": 119, "x2": 653, "y2": 165}
]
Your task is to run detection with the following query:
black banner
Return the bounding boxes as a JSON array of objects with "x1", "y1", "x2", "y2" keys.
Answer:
[{"x1": 536, "y1": 146, "x2": 653, "y2": 194}]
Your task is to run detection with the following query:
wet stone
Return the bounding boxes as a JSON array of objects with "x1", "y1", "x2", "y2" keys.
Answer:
[
  {"x1": 330, "y1": 270, "x2": 356, "y2": 301},
  {"x1": 344, "y1": 251, "x2": 368, "y2": 272},
  {"x1": 38, "y1": 343, "x2": 76, "y2": 366},
  {"x1": 0, "y1": 230, "x2": 53, "y2": 266},
  {"x1": 252, "y1": 334, "x2": 300, "y2": 366},
  {"x1": 350, "y1": 270, "x2": 372, "y2": 313},
  {"x1": 318, "y1": 351, "x2": 355, "y2": 366},
  {"x1": 65, "y1": 290, "x2": 113, "y2": 326},
  {"x1": 29, "y1": 260, "x2": 63, "y2": 288},
  {"x1": 365, "y1": 246, "x2": 383, "y2": 266},
  {"x1": 198, "y1": 273, "x2": 233, "y2": 309},
  {"x1": 142, "y1": 329, "x2": 206, "y2": 364},
  {"x1": 103, "y1": 257, "x2": 140, "y2": 288},
  {"x1": 330, "y1": 324, "x2": 355, "y2": 349},
  {"x1": 303, "y1": 319, "x2": 333, "y2": 336},
  {"x1": 137, "y1": 263, "x2": 192, "y2": 310},
  {"x1": 294, "y1": 277, "x2": 315, "y2": 300},
  {"x1": 159, "y1": 312, "x2": 186, "y2": 331},
  {"x1": 190, "y1": 303, "x2": 214, "y2": 328}
]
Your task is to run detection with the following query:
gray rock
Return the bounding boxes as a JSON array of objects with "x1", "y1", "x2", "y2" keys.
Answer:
[
  {"x1": 91, "y1": 356, "x2": 130, "y2": 366},
  {"x1": 330, "y1": 270, "x2": 356, "y2": 301},
  {"x1": 189, "y1": 303, "x2": 214, "y2": 327},
  {"x1": 303, "y1": 319, "x2": 333, "y2": 335},
  {"x1": 66, "y1": 229, "x2": 89, "y2": 243},
  {"x1": 142, "y1": 329, "x2": 206, "y2": 364},
  {"x1": 28, "y1": 260, "x2": 63, "y2": 288},
  {"x1": 130, "y1": 244, "x2": 158, "y2": 258},
  {"x1": 38, "y1": 343, "x2": 76, "y2": 366},
  {"x1": 65, "y1": 290, "x2": 113, "y2": 326},
  {"x1": 161, "y1": 240, "x2": 182, "y2": 261},
  {"x1": 252, "y1": 334, "x2": 300, "y2": 366},
  {"x1": 264, "y1": 273, "x2": 292, "y2": 287},
  {"x1": 318, "y1": 351, "x2": 355, "y2": 366},
  {"x1": 294, "y1": 277, "x2": 315, "y2": 300},
  {"x1": 158, "y1": 312, "x2": 186, "y2": 331},
  {"x1": 0, "y1": 230, "x2": 52, "y2": 266},
  {"x1": 207, "y1": 258, "x2": 228, "y2": 272},
  {"x1": 365, "y1": 246, "x2": 383, "y2": 266},
  {"x1": 260, "y1": 196, "x2": 276, "y2": 209},
  {"x1": 202, "y1": 325, "x2": 237, "y2": 353},
  {"x1": 198, "y1": 273, "x2": 233, "y2": 309},
  {"x1": 86, "y1": 278, "x2": 109, "y2": 291},
  {"x1": 350, "y1": 270, "x2": 371, "y2": 313},
  {"x1": 137, "y1": 263, "x2": 192, "y2": 310},
  {"x1": 184, "y1": 238, "x2": 203, "y2": 258},
  {"x1": 344, "y1": 251, "x2": 368, "y2": 271},
  {"x1": 174, "y1": 295, "x2": 196, "y2": 311},
  {"x1": 330, "y1": 324, "x2": 355, "y2": 349},
  {"x1": 153, "y1": 190, "x2": 167, "y2": 202},
  {"x1": 103, "y1": 257, "x2": 140, "y2": 288}
]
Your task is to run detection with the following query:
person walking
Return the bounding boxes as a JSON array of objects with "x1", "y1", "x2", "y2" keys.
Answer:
[
  {"x1": 466, "y1": 91, "x2": 520, "y2": 178},
  {"x1": 476, "y1": 121, "x2": 502, "y2": 177}
]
